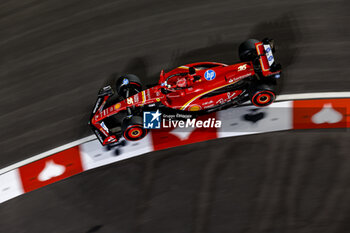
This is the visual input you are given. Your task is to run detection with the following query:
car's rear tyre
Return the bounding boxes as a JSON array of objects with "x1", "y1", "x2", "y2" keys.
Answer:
[
  {"x1": 116, "y1": 74, "x2": 142, "y2": 99},
  {"x1": 250, "y1": 84, "x2": 276, "y2": 107},
  {"x1": 238, "y1": 39, "x2": 259, "y2": 62},
  {"x1": 122, "y1": 116, "x2": 148, "y2": 141}
]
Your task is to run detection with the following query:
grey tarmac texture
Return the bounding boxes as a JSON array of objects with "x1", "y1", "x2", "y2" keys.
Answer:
[{"x1": 1, "y1": 131, "x2": 350, "y2": 233}]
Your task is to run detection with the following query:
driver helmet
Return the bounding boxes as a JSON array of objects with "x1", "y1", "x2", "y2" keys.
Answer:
[{"x1": 176, "y1": 77, "x2": 187, "y2": 88}]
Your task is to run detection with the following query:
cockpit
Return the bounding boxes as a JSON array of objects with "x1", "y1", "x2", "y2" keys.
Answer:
[{"x1": 160, "y1": 67, "x2": 201, "y2": 92}]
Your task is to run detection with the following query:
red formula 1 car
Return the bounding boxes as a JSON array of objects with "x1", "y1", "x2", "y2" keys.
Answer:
[{"x1": 89, "y1": 38, "x2": 282, "y2": 146}]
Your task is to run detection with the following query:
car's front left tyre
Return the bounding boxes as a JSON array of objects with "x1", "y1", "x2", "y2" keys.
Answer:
[{"x1": 122, "y1": 116, "x2": 148, "y2": 141}]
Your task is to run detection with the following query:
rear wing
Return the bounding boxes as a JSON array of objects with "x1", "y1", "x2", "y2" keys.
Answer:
[{"x1": 255, "y1": 39, "x2": 281, "y2": 77}]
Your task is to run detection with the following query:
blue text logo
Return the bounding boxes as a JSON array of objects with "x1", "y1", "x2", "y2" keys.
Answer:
[
  {"x1": 204, "y1": 70, "x2": 216, "y2": 81},
  {"x1": 143, "y1": 110, "x2": 161, "y2": 129}
]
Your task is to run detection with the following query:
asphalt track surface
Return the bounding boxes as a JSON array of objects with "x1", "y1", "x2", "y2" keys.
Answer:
[
  {"x1": 2, "y1": 131, "x2": 350, "y2": 233},
  {"x1": 0, "y1": 0, "x2": 349, "y2": 232}
]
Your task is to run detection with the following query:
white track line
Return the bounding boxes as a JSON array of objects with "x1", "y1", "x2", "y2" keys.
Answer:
[
  {"x1": 276, "y1": 92, "x2": 350, "y2": 101},
  {"x1": 0, "y1": 92, "x2": 349, "y2": 175}
]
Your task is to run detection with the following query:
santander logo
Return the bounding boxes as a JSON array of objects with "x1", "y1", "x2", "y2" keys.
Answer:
[{"x1": 228, "y1": 73, "x2": 250, "y2": 83}]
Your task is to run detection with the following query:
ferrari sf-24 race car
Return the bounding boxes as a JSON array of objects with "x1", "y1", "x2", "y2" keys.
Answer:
[{"x1": 89, "y1": 38, "x2": 282, "y2": 146}]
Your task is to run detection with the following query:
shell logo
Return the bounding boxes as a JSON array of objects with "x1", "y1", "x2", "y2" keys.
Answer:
[
  {"x1": 189, "y1": 105, "x2": 201, "y2": 111},
  {"x1": 114, "y1": 103, "x2": 121, "y2": 109}
]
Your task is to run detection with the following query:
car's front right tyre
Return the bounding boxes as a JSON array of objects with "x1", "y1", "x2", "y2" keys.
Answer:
[{"x1": 116, "y1": 74, "x2": 142, "y2": 99}]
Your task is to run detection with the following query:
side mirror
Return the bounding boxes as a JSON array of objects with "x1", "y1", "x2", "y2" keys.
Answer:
[{"x1": 188, "y1": 67, "x2": 196, "y2": 75}]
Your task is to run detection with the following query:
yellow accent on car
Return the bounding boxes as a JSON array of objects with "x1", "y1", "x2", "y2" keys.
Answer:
[
  {"x1": 189, "y1": 105, "x2": 201, "y2": 111},
  {"x1": 142, "y1": 91, "x2": 146, "y2": 103}
]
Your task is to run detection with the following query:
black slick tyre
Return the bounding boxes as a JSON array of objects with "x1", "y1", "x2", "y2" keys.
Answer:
[
  {"x1": 249, "y1": 84, "x2": 276, "y2": 107},
  {"x1": 116, "y1": 74, "x2": 142, "y2": 99},
  {"x1": 122, "y1": 116, "x2": 148, "y2": 141},
  {"x1": 238, "y1": 39, "x2": 259, "y2": 62}
]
